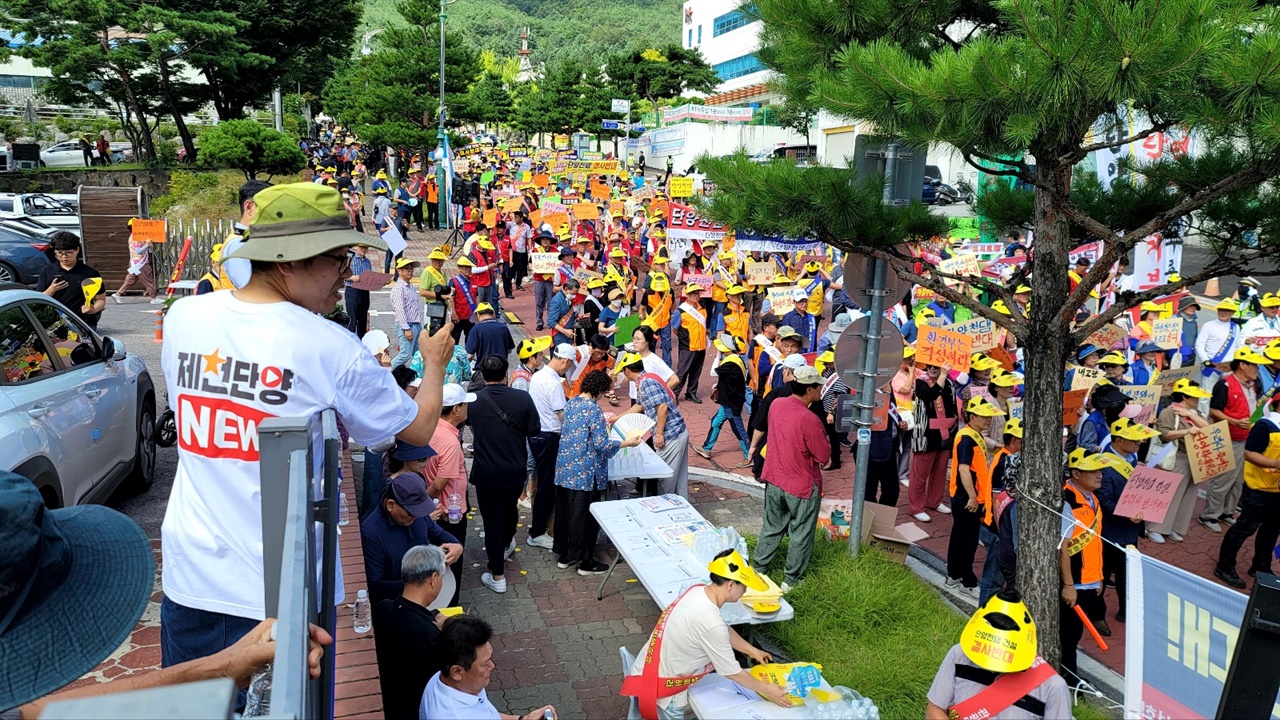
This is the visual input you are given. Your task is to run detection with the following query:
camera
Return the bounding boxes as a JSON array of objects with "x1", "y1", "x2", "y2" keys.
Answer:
[{"x1": 426, "y1": 284, "x2": 450, "y2": 336}]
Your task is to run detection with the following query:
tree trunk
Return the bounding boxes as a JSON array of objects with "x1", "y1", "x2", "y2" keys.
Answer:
[
  {"x1": 99, "y1": 32, "x2": 156, "y2": 161},
  {"x1": 1016, "y1": 154, "x2": 1074, "y2": 671},
  {"x1": 156, "y1": 54, "x2": 197, "y2": 163}
]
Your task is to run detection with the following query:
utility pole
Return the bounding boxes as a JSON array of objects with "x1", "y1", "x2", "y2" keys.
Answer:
[
  {"x1": 272, "y1": 88, "x2": 283, "y2": 133},
  {"x1": 846, "y1": 141, "x2": 897, "y2": 556},
  {"x1": 436, "y1": 0, "x2": 449, "y2": 229}
]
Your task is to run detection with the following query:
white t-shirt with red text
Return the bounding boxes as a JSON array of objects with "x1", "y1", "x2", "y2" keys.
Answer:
[{"x1": 161, "y1": 290, "x2": 418, "y2": 619}]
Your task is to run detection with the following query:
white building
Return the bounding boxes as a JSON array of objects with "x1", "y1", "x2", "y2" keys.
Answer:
[{"x1": 681, "y1": 0, "x2": 778, "y2": 108}]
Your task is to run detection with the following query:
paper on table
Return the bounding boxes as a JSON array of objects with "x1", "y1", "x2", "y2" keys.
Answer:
[
  {"x1": 637, "y1": 494, "x2": 687, "y2": 513},
  {"x1": 655, "y1": 521, "x2": 714, "y2": 544},
  {"x1": 694, "y1": 681, "x2": 758, "y2": 715}
]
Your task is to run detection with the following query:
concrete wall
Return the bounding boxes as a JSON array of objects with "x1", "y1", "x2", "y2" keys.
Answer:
[{"x1": 0, "y1": 168, "x2": 171, "y2": 199}]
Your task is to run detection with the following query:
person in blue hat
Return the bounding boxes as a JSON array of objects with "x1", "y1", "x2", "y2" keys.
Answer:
[
  {"x1": 1129, "y1": 341, "x2": 1163, "y2": 385},
  {"x1": 361, "y1": 441, "x2": 463, "y2": 605},
  {"x1": 0, "y1": 471, "x2": 331, "y2": 718},
  {"x1": 1062, "y1": 345, "x2": 1102, "y2": 391}
]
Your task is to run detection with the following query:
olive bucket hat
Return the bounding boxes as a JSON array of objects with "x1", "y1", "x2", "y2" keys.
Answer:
[
  {"x1": 0, "y1": 471, "x2": 153, "y2": 711},
  {"x1": 226, "y1": 183, "x2": 388, "y2": 262}
]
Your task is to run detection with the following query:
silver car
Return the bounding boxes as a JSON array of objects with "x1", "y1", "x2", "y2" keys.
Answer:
[{"x1": 0, "y1": 286, "x2": 156, "y2": 507}]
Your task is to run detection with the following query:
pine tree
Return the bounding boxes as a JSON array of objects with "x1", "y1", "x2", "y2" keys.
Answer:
[{"x1": 704, "y1": 0, "x2": 1280, "y2": 666}]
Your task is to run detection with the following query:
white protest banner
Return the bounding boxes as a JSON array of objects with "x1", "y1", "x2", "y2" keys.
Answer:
[
  {"x1": 949, "y1": 317, "x2": 997, "y2": 352},
  {"x1": 1085, "y1": 323, "x2": 1127, "y2": 350},
  {"x1": 666, "y1": 201, "x2": 727, "y2": 244},
  {"x1": 1152, "y1": 317, "x2": 1183, "y2": 350},
  {"x1": 1187, "y1": 420, "x2": 1236, "y2": 484},
  {"x1": 768, "y1": 286, "x2": 797, "y2": 316},
  {"x1": 380, "y1": 223, "x2": 406, "y2": 255},
  {"x1": 531, "y1": 252, "x2": 558, "y2": 274},
  {"x1": 1070, "y1": 366, "x2": 1107, "y2": 391}
]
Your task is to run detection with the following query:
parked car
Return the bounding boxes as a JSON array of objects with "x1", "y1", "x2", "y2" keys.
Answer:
[
  {"x1": 39, "y1": 140, "x2": 128, "y2": 167},
  {"x1": 0, "y1": 223, "x2": 56, "y2": 284},
  {"x1": 0, "y1": 285, "x2": 156, "y2": 507},
  {"x1": 0, "y1": 193, "x2": 81, "y2": 234}
]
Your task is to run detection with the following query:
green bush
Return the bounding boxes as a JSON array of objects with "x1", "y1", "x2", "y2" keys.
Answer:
[{"x1": 197, "y1": 119, "x2": 306, "y2": 180}]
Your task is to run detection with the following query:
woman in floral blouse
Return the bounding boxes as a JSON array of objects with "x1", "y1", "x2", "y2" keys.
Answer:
[{"x1": 554, "y1": 369, "x2": 642, "y2": 575}]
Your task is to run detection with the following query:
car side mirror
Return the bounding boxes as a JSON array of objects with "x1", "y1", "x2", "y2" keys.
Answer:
[{"x1": 101, "y1": 336, "x2": 126, "y2": 361}]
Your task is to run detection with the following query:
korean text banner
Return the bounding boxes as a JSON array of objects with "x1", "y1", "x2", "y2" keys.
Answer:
[
  {"x1": 550, "y1": 160, "x2": 621, "y2": 176},
  {"x1": 1125, "y1": 550, "x2": 1280, "y2": 719},
  {"x1": 733, "y1": 230, "x2": 826, "y2": 254},
  {"x1": 660, "y1": 104, "x2": 755, "y2": 123},
  {"x1": 665, "y1": 202, "x2": 727, "y2": 244}
]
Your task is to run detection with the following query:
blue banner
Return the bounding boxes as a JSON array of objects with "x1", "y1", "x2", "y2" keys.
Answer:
[
  {"x1": 733, "y1": 230, "x2": 826, "y2": 254},
  {"x1": 1126, "y1": 550, "x2": 1280, "y2": 719}
]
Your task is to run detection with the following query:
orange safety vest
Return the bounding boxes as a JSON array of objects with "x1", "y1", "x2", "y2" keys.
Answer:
[
  {"x1": 949, "y1": 427, "x2": 993, "y2": 524},
  {"x1": 723, "y1": 309, "x2": 750, "y2": 345},
  {"x1": 678, "y1": 303, "x2": 708, "y2": 351},
  {"x1": 645, "y1": 290, "x2": 672, "y2": 329},
  {"x1": 711, "y1": 265, "x2": 732, "y2": 303},
  {"x1": 620, "y1": 585, "x2": 710, "y2": 720},
  {"x1": 1063, "y1": 481, "x2": 1103, "y2": 586}
]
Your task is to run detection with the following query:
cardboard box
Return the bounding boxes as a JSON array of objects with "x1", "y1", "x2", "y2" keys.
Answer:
[{"x1": 861, "y1": 503, "x2": 930, "y2": 564}]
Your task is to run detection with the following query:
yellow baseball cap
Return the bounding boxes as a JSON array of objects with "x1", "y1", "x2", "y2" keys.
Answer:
[
  {"x1": 1261, "y1": 292, "x2": 1280, "y2": 308},
  {"x1": 989, "y1": 370, "x2": 1023, "y2": 387},
  {"x1": 478, "y1": 239, "x2": 495, "y2": 250},
  {"x1": 1110, "y1": 417, "x2": 1160, "y2": 442},
  {"x1": 1003, "y1": 418, "x2": 1024, "y2": 439},
  {"x1": 518, "y1": 336, "x2": 553, "y2": 359},
  {"x1": 970, "y1": 354, "x2": 1002, "y2": 372},
  {"x1": 726, "y1": 284, "x2": 747, "y2": 296},
  {"x1": 719, "y1": 249, "x2": 736, "y2": 261},
  {"x1": 456, "y1": 257, "x2": 475, "y2": 268},
  {"x1": 1069, "y1": 448, "x2": 1108, "y2": 471},
  {"x1": 965, "y1": 396, "x2": 1005, "y2": 417},
  {"x1": 1234, "y1": 347, "x2": 1270, "y2": 365},
  {"x1": 428, "y1": 248, "x2": 447, "y2": 261},
  {"x1": 707, "y1": 549, "x2": 768, "y2": 591},
  {"x1": 475, "y1": 302, "x2": 495, "y2": 315},
  {"x1": 586, "y1": 277, "x2": 607, "y2": 289},
  {"x1": 210, "y1": 243, "x2": 224, "y2": 262},
  {"x1": 1216, "y1": 298, "x2": 1240, "y2": 313},
  {"x1": 610, "y1": 247, "x2": 626, "y2": 258},
  {"x1": 395, "y1": 257, "x2": 419, "y2": 269},
  {"x1": 1098, "y1": 352, "x2": 1129, "y2": 367},
  {"x1": 1014, "y1": 285, "x2": 1031, "y2": 294},
  {"x1": 904, "y1": 346, "x2": 917, "y2": 359},
  {"x1": 1171, "y1": 378, "x2": 1211, "y2": 398},
  {"x1": 803, "y1": 260, "x2": 822, "y2": 274},
  {"x1": 772, "y1": 274, "x2": 792, "y2": 285}
]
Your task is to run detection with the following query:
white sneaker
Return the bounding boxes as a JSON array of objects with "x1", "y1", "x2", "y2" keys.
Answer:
[
  {"x1": 944, "y1": 577, "x2": 962, "y2": 588},
  {"x1": 504, "y1": 538, "x2": 516, "y2": 559},
  {"x1": 1169, "y1": 532, "x2": 1185, "y2": 542},
  {"x1": 110, "y1": 293, "x2": 122, "y2": 304},
  {"x1": 957, "y1": 584, "x2": 978, "y2": 599},
  {"x1": 527, "y1": 534, "x2": 554, "y2": 550},
  {"x1": 149, "y1": 297, "x2": 166, "y2": 305},
  {"x1": 935, "y1": 503, "x2": 952, "y2": 515},
  {"x1": 517, "y1": 496, "x2": 532, "y2": 510},
  {"x1": 481, "y1": 572, "x2": 507, "y2": 593},
  {"x1": 900, "y1": 478, "x2": 909, "y2": 487},
  {"x1": 1148, "y1": 532, "x2": 1165, "y2": 544},
  {"x1": 913, "y1": 512, "x2": 931, "y2": 522}
]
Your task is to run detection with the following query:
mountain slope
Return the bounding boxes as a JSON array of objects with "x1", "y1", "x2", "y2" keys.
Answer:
[{"x1": 361, "y1": 0, "x2": 683, "y2": 69}]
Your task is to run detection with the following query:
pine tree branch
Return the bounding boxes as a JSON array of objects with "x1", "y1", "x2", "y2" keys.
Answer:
[
  {"x1": 963, "y1": 150, "x2": 1026, "y2": 179},
  {"x1": 1077, "y1": 121, "x2": 1173, "y2": 154},
  {"x1": 1069, "y1": 248, "x2": 1280, "y2": 344}
]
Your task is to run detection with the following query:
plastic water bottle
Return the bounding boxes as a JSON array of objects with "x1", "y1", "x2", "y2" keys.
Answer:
[
  {"x1": 338, "y1": 492, "x2": 350, "y2": 527},
  {"x1": 448, "y1": 492, "x2": 463, "y2": 524},
  {"x1": 353, "y1": 589, "x2": 372, "y2": 634},
  {"x1": 243, "y1": 622, "x2": 277, "y2": 717}
]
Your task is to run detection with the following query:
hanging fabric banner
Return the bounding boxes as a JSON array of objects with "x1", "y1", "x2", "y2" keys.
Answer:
[{"x1": 733, "y1": 230, "x2": 826, "y2": 254}]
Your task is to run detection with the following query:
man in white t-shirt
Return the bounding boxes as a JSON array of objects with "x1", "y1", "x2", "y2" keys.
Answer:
[
  {"x1": 623, "y1": 549, "x2": 791, "y2": 719},
  {"x1": 159, "y1": 182, "x2": 456, "y2": 668},
  {"x1": 526, "y1": 343, "x2": 573, "y2": 550}
]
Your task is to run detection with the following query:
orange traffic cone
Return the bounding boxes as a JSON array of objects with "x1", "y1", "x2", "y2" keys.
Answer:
[
  {"x1": 1204, "y1": 277, "x2": 1220, "y2": 298},
  {"x1": 153, "y1": 310, "x2": 164, "y2": 344}
]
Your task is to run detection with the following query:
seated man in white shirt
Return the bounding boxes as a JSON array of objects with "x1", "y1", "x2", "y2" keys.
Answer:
[{"x1": 420, "y1": 616, "x2": 556, "y2": 720}]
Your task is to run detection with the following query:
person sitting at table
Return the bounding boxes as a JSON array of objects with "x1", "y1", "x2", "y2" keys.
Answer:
[
  {"x1": 553, "y1": 369, "x2": 643, "y2": 576},
  {"x1": 622, "y1": 549, "x2": 792, "y2": 720}
]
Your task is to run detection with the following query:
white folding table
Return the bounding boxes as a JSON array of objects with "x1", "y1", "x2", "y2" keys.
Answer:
[
  {"x1": 590, "y1": 495, "x2": 794, "y2": 625},
  {"x1": 686, "y1": 672, "x2": 837, "y2": 720}
]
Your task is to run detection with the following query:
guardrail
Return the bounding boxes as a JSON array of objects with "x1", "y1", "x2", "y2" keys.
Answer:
[{"x1": 39, "y1": 410, "x2": 342, "y2": 720}]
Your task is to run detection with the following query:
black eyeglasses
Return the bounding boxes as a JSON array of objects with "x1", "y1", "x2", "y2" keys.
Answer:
[{"x1": 316, "y1": 252, "x2": 352, "y2": 273}]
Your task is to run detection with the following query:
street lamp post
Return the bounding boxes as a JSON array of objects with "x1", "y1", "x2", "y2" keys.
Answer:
[{"x1": 436, "y1": 0, "x2": 449, "y2": 230}]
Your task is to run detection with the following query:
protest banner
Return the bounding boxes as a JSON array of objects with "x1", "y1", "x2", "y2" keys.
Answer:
[
  {"x1": 534, "y1": 173, "x2": 550, "y2": 188},
  {"x1": 591, "y1": 181, "x2": 611, "y2": 199},
  {"x1": 767, "y1": 285, "x2": 797, "y2": 316},
  {"x1": 986, "y1": 344, "x2": 1015, "y2": 372},
  {"x1": 531, "y1": 253, "x2": 558, "y2": 274},
  {"x1": 131, "y1": 218, "x2": 166, "y2": 243},
  {"x1": 916, "y1": 326, "x2": 974, "y2": 372},
  {"x1": 949, "y1": 317, "x2": 997, "y2": 352},
  {"x1": 1007, "y1": 398, "x2": 1023, "y2": 422},
  {"x1": 1062, "y1": 388, "x2": 1089, "y2": 427},
  {"x1": 922, "y1": 316, "x2": 949, "y2": 327},
  {"x1": 1188, "y1": 420, "x2": 1236, "y2": 484},
  {"x1": 1068, "y1": 240, "x2": 1103, "y2": 267},
  {"x1": 529, "y1": 209, "x2": 543, "y2": 226},
  {"x1": 1154, "y1": 365, "x2": 1200, "y2": 391},
  {"x1": 981, "y1": 255, "x2": 1027, "y2": 280},
  {"x1": 1085, "y1": 323, "x2": 1127, "y2": 350},
  {"x1": 1248, "y1": 333, "x2": 1280, "y2": 348},
  {"x1": 669, "y1": 177, "x2": 695, "y2": 197},
  {"x1": 502, "y1": 197, "x2": 524, "y2": 213},
  {"x1": 350, "y1": 272, "x2": 392, "y2": 292},
  {"x1": 1070, "y1": 366, "x2": 1107, "y2": 391},
  {"x1": 542, "y1": 211, "x2": 570, "y2": 230},
  {"x1": 1119, "y1": 384, "x2": 1162, "y2": 424},
  {"x1": 550, "y1": 159, "x2": 621, "y2": 176},
  {"x1": 609, "y1": 200, "x2": 626, "y2": 217},
  {"x1": 1112, "y1": 465, "x2": 1184, "y2": 525},
  {"x1": 483, "y1": 209, "x2": 497, "y2": 227},
  {"x1": 1124, "y1": 552, "x2": 1280, "y2": 719},
  {"x1": 507, "y1": 144, "x2": 532, "y2": 158},
  {"x1": 962, "y1": 242, "x2": 1005, "y2": 259},
  {"x1": 1152, "y1": 317, "x2": 1183, "y2": 350},
  {"x1": 542, "y1": 201, "x2": 568, "y2": 215},
  {"x1": 937, "y1": 255, "x2": 978, "y2": 286},
  {"x1": 745, "y1": 260, "x2": 774, "y2": 286},
  {"x1": 666, "y1": 201, "x2": 726, "y2": 244},
  {"x1": 684, "y1": 272, "x2": 713, "y2": 293},
  {"x1": 574, "y1": 268, "x2": 602, "y2": 287},
  {"x1": 572, "y1": 202, "x2": 600, "y2": 220},
  {"x1": 613, "y1": 314, "x2": 641, "y2": 347},
  {"x1": 380, "y1": 223, "x2": 406, "y2": 255}
]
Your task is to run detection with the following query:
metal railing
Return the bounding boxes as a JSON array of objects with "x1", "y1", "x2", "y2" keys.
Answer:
[
  {"x1": 39, "y1": 410, "x2": 342, "y2": 720},
  {"x1": 152, "y1": 218, "x2": 233, "y2": 285}
]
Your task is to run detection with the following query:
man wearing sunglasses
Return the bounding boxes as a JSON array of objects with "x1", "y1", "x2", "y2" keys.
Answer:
[
  {"x1": 36, "y1": 231, "x2": 105, "y2": 329},
  {"x1": 158, "y1": 183, "x2": 458, "y2": 671}
]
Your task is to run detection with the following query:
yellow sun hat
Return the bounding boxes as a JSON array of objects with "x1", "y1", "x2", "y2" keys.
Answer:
[
  {"x1": 959, "y1": 590, "x2": 1038, "y2": 673},
  {"x1": 707, "y1": 549, "x2": 769, "y2": 592}
]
